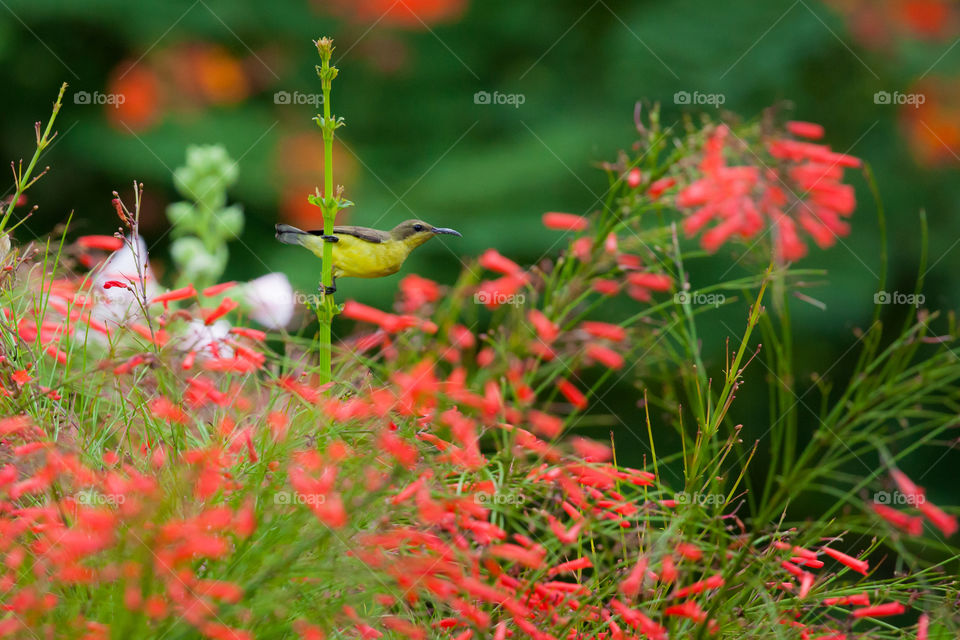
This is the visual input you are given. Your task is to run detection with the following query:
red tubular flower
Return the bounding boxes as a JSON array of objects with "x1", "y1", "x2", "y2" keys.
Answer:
[
  {"x1": 527, "y1": 410, "x2": 563, "y2": 439},
  {"x1": 585, "y1": 343, "x2": 625, "y2": 369},
  {"x1": 604, "y1": 232, "x2": 619, "y2": 254},
  {"x1": 113, "y1": 354, "x2": 148, "y2": 375},
  {"x1": 202, "y1": 281, "x2": 237, "y2": 297},
  {"x1": 850, "y1": 602, "x2": 906, "y2": 618},
  {"x1": 46, "y1": 346, "x2": 69, "y2": 365},
  {"x1": 230, "y1": 327, "x2": 266, "y2": 341},
  {"x1": 871, "y1": 503, "x2": 924, "y2": 536},
  {"x1": 488, "y1": 544, "x2": 545, "y2": 569},
  {"x1": 918, "y1": 500, "x2": 958, "y2": 536},
  {"x1": 917, "y1": 613, "x2": 929, "y2": 640},
  {"x1": 664, "y1": 600, "x2": 707, "y2": 623},
  {"x1": 527, "y1": 310, "x2": 560, "y2": 343},
  {"x1": 547, "y1": 514, "x2": 583, "y2": 544},
  {"x1": 648, "y1": 176, "x2": 677, "y2": 199},
  {"x1": 476, "y1": 274, "x2": 528, "y2": 310},
  {"x1": 626, "y1": 168, "x2": 642, "y2": 188},
  {"x1": 382, "y1": 617, "x2": 427, "y2": 640},
  {"x1": 823, "y1": 593, "x2": 870, "y2": 607},
  {"x1": 76, "y1": 235, "x2": 124, "y2": 251},
  {"x1": 571, "y1": 236, "x2": 593, "y2": 262},
  {"x1": 399, "y1": 273, "x2": 441, "y2": 312},
  {"x1": 542, "y1": 212, "x2": 588, "y2": 232},
  {"x1": 617, "y1": 253, "x2": 644, "y2": 271},
  {"x1": 556, "y1": 379, "x2": 588, "y2": 410},
  {"x1": 627, "y1": 272, "x2": 673, "y2": 291},
  {"x1": 570, "y1": 437, "x2": 611, "y2": 462},
  {"x1": 660, "y1": 555, "x2": 677, "y2": 582},
  {"x1": 821, "y1": 546, "x2": 869, "y2": 575},
  {"x1": 547, "y1": 556, "x2": 592, "y2": 575},
  {"x1": 479, "y1": 249, "x2": 523, "y2": 276},
  {"x1": 343, "y1": 301, "x2": 400, "y2": 332},
  {"x1": 151, "y1": 285, "x2": 197, "y2": 308},
  {"x1": 581, "y1": 321, "x2": 627, "y2": 342},
  {"x1": 675, "y1": 542, "x2": 702, "y2": 561},
  {"x1": 11, "y1": 369, "x2": 32, "y2": 386},
  {"x1": 799, "y1": 570, "x2": 815, "y2": 599},
  {"x1": 786, "y1": 121, "x2": 825, "y2": 140},
  {"x1": 890, "y1": 468, "x2": 925, "y2": 501},
  {"x1": 672, "y1": 574, "x2": 724, "y2": 599},
  {"x1": 203, "y1": 297, "x2": 238, "y2": 325},
  {"x1": 620, "y1": 556, "x2": 648, "y2": 598},
  {"x1": 592, "y1": 279, "x2": 620, "y2": 296}
]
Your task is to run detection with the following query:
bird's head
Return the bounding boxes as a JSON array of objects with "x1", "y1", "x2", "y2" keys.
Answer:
[{"x1": 390, "y1": 219, "x2": 462, "y2": 249}]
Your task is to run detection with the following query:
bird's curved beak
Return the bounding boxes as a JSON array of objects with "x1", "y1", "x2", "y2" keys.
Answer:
[{"x1": 432, "y1": 227, "x2": 462, "y2": 237}]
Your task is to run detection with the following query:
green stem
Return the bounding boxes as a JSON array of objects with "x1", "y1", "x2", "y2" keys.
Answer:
[
  {"x1": 0, "y1": 82, "x2": 68, "y2": 234},
  {"x1": 314, "y1": 37, "x2": 341, "y2": 385}
]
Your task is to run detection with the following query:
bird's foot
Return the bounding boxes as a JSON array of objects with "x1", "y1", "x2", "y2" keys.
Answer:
[{"x1": 320, "y1": 235, "x2": 339, "y2": 243}]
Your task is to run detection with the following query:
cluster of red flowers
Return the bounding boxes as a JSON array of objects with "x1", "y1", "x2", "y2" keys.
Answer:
[{"x1": 674, "y1": 122, "x2": 862, "y2": 262}]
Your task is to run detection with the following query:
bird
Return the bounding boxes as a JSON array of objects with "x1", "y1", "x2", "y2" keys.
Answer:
[{"x1": 275, "y1": 219, "x2": 462, "y2": 293}]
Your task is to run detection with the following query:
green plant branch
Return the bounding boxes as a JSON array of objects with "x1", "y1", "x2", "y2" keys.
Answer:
[{"x1": 0, "y1": 82, "x2": 67, "y2": 235}]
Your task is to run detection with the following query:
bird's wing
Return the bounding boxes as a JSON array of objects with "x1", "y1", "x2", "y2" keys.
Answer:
[{"x1": 305, "y1": 226, "x2": 389, "y2": 244}]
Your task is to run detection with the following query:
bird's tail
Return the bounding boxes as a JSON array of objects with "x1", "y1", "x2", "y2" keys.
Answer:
[{"x1": 275, "y1": 223, "x2": 308, "y2": 246}]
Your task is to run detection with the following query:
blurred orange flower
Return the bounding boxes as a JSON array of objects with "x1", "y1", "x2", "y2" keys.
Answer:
[
  {"x1": 827, "y1": 0, "x2": 958, "y2": 46},
  {"x1": 106, "y1": 64, "x2": 162, "y2": 132},
  {"x1": 193, "y1": 45, "x2": 250, "y2": 105},
  {"x1": 899, "y1": 79, "x2": 960, "y2": 166},
  {"x1": 326, "y1": 0, "x2": 468, "y2": 27}
]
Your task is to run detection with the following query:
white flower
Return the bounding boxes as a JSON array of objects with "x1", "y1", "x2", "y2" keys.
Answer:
[
  {"x1": 178, "y1": 319, "x2": 234, "y2": 358},
  {"x1": 244, "y1": 272, "x2": 295, "y2": 329},
  {"x1": 91, "y1": 235, "x2": 158, "y2": 326}
]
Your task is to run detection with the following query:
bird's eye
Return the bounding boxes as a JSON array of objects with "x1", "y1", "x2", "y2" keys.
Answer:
[{"x1": 413, "y1": 224, "x2": 424, "y2": 232}]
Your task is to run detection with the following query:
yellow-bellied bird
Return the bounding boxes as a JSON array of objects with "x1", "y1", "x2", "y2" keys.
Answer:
[{"x1": 275, "y1": 219, "x2": 462, "y2": 293}]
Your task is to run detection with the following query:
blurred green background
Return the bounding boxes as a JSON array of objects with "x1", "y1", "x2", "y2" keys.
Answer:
[{"x1": 2, "y1": 0, "x2": 958, "y2": 500}]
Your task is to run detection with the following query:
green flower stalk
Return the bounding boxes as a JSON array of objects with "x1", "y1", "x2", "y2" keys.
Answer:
[
  {"x1": 308, "y1": 37, "x2": 351, "y2": 385},
  {"x1": 0, "y1": 82, "x2": 68, "y2": 261},
  {"x1": 167, "y1": 145, "x2": 242, "y2": 290}
]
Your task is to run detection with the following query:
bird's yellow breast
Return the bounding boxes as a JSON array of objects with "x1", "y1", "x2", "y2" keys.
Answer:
[{"x1": 302, "y1": 235, "x2": 412, "y2": 279}]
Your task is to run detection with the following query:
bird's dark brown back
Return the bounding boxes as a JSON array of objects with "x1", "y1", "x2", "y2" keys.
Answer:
[{"x1": 306, "y1": 225, "x2": 390, "y2": 244}]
